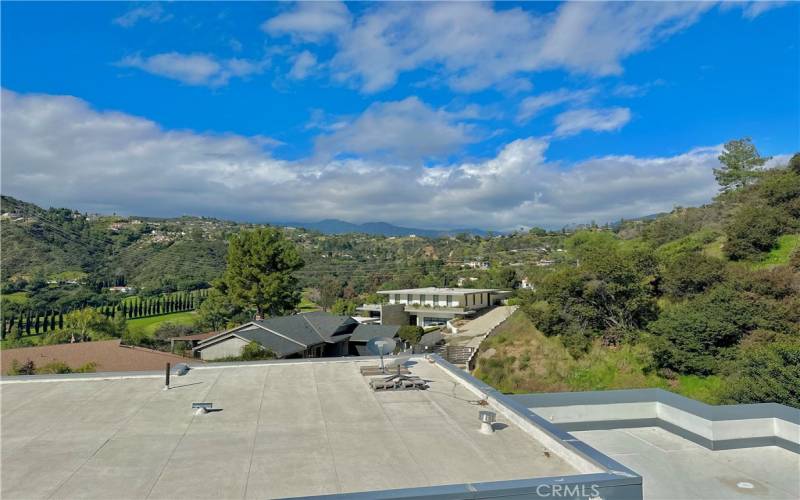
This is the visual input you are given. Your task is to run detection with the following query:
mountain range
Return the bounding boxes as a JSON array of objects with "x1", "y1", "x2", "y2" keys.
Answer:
[{"x1": 283, "y1": 219, "x2": 490, "y2": 237}]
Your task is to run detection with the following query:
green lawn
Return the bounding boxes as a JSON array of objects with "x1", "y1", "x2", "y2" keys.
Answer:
[
  {"x1": 298, "y1": 290, "x2": 321, "y2": 312},
  {"x1": 127, "y1": 311, "x2": 198, "y2": 336},
  {"x1": 3, "y1": 292, "x2": 29, "y2": 305},
  {"x1": 750, "y1": 234, "x2": 800, "y2": 269}
]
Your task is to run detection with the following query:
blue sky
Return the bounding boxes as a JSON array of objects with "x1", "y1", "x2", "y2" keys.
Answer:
[{"x1": 2, "y1": 1, "x2": 798, "y2": 229}]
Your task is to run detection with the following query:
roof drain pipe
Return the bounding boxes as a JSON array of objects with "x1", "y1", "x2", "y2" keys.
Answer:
[{"x1": 163, "y1": 362, "x2": 171, "y2": 391}]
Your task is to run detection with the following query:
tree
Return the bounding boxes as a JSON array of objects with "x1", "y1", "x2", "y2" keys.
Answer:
[
  {"x1": 196, "y1": 286, "x2": 237, "y2": 331},
  {"x1": 224, "y1": 228, "x2": 304, "y2": 318},
  {"x1": 52, "y1": 308, "x2": 126, "y2": 344},
  {"x1": 330, "y1": 298, "x2": 357, "y2": 316},
  {"x1": 661, "y1": 253, "x2": 726, "y2": 298},
  {"x1": 790, "y1": 152, "x2": 800, "y2": 175},
  {"x1": 714, "y1": 138, "x2": 769, "y2": 192},
  {"x1": 724, "y1": 205, "x2": 784, "y2": 260},
  {"x1": 398, "y1": 325, "x2": 424, "y2": 345},
  {"x1": 482, "y1": 266, "x2": 519, "y2": 289},
  {"x1": 722, "y1": 340, "x2": 800, "y2": 407},
  {"x1": 647, "y1": 285, "x2": 781, "y2": 375},
  {"x1": 318, "y1": 277, "x2": 342, "y2": 312}
]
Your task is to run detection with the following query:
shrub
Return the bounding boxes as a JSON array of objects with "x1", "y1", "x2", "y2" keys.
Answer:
[
  {"x1": 7, "y1": 359, "x2": 36, "y2": 375},
  {"x1": 397, "y1": 325, "x2": 424, "y2": 345},
  {"x1": 240, "y1": 341, "x2": 275, "y2": 361},
  {"x1": 724, "y1": 205, "x2": 785, "y2": 260},
  {"x1": 37, "y1": 361, "x2": 72, "y2": 374},
  {"x1": 721, "y1": 340, "x2": 800, "y2": 408},
  {"x1": 661, "y1": 253, "x2": 726, "y2": 298}
]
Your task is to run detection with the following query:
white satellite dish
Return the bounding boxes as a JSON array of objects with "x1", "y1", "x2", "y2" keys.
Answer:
[{"x1": 367, "y1": 337, "x2": 396, "y2": 373}]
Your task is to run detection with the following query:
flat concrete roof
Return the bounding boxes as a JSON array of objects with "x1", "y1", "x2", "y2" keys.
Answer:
[
  {"x1": 378, "y1": 287, "x2": 500, "y2": 295},
  {"x1": 1, "y1": 359, "x2": 585, "y2": 499},
  {"x1": 573, "y1": 427, "x2": 799, "y2": 499}
]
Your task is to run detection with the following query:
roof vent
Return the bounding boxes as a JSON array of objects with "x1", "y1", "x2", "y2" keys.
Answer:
[
  {"x1": 479, "y1": 410, "x2": 496, "y2": 434},
  {"x1": 192, "y1": 402, "x2": 213, "y2": 415}
]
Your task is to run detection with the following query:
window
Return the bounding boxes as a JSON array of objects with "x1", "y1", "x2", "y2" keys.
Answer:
[
  {"x1": 433, "y1": 295, "x2": 439, "y2": 306},
  {"x1": 406, "y1": 294, "x2": 412, "y2": 304},
  {"x1": 446, "y1": 295, "x2": 452, "y2": 306}
]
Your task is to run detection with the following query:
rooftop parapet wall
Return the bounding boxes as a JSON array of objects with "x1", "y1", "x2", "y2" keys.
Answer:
[{"x1": 512, "y1": 389, "x2": 800, "y2": 453}]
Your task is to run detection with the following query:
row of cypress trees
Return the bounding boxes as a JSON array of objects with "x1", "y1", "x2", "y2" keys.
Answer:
[{"x1": 1, "y1": 289, "x2": 209, "y2": 340}]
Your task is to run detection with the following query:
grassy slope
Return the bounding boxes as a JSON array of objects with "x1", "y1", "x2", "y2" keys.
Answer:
[
  {"x1": 473, "y1": 310, "x2": 723, "y2": 403},
  {"x1": 126, "y1": 311, "x2": 198, "y2": 335},
  {"x1": 749, "y1": 234, "x2": 800, "y2": 269}
]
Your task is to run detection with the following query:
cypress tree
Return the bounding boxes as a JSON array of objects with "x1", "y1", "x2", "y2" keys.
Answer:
[
  {"x1": 59, "y1": 311, "x2": 64, "y2": 329},
  {"x1": 43, "y1": 311, "x2": 49, "y2": 333},
  {"x1": 25, "y1": 312, "x2": 31, "y2": 335},
  {"x1": 122, "y1": 303, "x2": 127, "y2": 318},
  {"x1": 16, "y1": 315, "x2": 23, "y2": 337},
  {"x1": 50, "y1": 312, "x2": 56, "y2": 330},
  {"x1": 35, "y1": 315, "x2": 41, "y2": 334}
]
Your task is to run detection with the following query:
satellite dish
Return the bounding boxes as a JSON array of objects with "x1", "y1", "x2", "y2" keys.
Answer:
[{"x1": 367, "y1": 337, "x2": 396, "y2": 373}]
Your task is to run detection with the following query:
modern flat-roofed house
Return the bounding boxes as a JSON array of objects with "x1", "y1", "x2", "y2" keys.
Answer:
[
  {"x1": 357, "y1": 287, "x2": 510, "y2": 327},
  {"x1": 192, "y1": 311, "x2": 399, "y2": 361}
]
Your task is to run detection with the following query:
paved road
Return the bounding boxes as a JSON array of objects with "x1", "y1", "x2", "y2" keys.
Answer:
[{"x1": 445, "y1": 305, "x2": 517, "y2": 349}]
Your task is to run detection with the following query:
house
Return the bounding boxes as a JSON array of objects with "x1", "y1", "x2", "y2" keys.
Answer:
[
  {"x1": 107, "y1": 285, "x2": 135, "y2": 293},
  {"x1": 357, "y1": 287, "x2": 511, "y2": 327},
  {"x1": 192, "y1": 311, "x2": 399, "y2": 361}
]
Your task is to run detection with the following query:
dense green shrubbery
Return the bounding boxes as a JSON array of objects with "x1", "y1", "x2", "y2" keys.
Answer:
[
  {"x1": 517, "y1": 149, "x2": 800, "y2": 406},
  {"x1": 660, "y1": 253, "x2": 726, "y2": 298},
  {"x1": 723, "y1": 205, "x2": 785, "y2": 260},
  {"x1": 721, "y1": 340, "x2": 800, "y2": 408}
]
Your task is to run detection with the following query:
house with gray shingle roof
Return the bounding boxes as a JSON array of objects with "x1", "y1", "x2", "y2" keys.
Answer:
[{"x1": 193, "y1": 311, "x2": 399, "y2": 360}]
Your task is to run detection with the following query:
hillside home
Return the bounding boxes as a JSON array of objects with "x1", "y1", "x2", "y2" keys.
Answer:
[
  {"x1": 357, "y1": 287, "x2": 510, "y2": 327},
  {"x1": 193, "y1": 311, "x2": 399, "y2": 361}
]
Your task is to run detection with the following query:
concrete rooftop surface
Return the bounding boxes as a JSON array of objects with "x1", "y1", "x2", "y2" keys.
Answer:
[
  {"x1": 573, "y1": 427, "x2": 800, "y2": 500},
  {"x1": 1, "y1": 359, "x2": 583, "y2": 499}
]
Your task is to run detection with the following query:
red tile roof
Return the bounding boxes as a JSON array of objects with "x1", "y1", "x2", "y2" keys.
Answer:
[{"x1": 1, "y1": 340, "x2": 198, "y2": 374}]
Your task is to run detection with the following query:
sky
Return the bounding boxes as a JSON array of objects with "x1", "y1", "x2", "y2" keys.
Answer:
[{"x1": 1, "y1": 1, "x2": 798, "y2": 230}]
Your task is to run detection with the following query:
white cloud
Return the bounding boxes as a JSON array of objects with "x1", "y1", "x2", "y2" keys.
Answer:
[
  {"x1": 554, "y1": 107, "x2": 632, "y2": 137},
  {"x1": 262, "y1": 2, "x2": 713, "y2": 93},
  {"x1": 720, "y1": 1, "x2": 789, "y2": 20},
  {"x1": 313, "y1": 97, "x2": 476, "y2": 162},
  {"x1": 517, "y1": 88, "x2": 597, "y2": 123},
  {"x1": 288, "y1": 51, "x2": 318, "y2": 80},
  {"x1": 2, "y1": 89, "x2": 745, "y2": 230},
  {"x1": 113, "y1": 3, "x2": 172, "y2": 28},
  {"x1": 118, "y1": 52, "x2": 267, "y2": 87},
  {"x1": 612, "y1": 79, "x2": 666, "y2": 98},
  {"x1": 262, "y1": 2, "x2": 351, "y2": 42}
]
